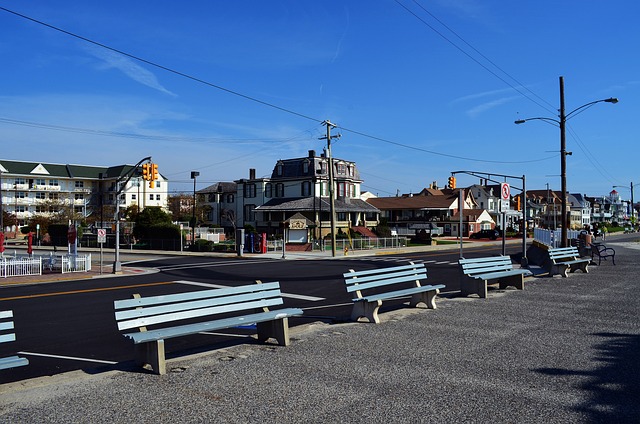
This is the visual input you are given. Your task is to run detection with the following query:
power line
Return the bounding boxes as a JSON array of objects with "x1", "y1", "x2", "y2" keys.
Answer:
[
  {"x1": 0, "y1": 6, "x2": 322, "y2": 124},
  {"x1": 1, "y1": 6, "x2": 556, "y2": 167},
  {"x1": 394, "y1": 0, "x2": 557, "y2": 115}
]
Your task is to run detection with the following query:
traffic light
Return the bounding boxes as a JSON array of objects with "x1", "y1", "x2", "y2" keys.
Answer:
[
  {"x1": 142, "y1": 163, "x2": 150, "y2": 181},
  {"x1": 448, "y1": 176, "x2": 456, "y2": 189},
  {"x1": 149, "y1": 180, "x2": 155, "y2": 189},
  {"x1": 151, "y1": 163, "x2": 159, "y2": 181},
  {"x1": 516, "y1": 196, "x2": 521, "y2": 211}
]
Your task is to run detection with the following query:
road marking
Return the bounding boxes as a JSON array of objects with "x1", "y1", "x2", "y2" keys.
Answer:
[
  {"x1": 0, "y1": 281, "x2": 174, "y2": 302},
  {"x1": 158, "y1": 259, "x2": 277, "y2": 272},
  {"x1": 175, "y1": 280, "x2": 325, "y2": 302},
  {"x1": 18, "y1": 351, "x2": 118, "y2": 365}
]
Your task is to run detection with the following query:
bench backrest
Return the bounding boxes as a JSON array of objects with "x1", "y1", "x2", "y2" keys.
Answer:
[
  {"x1": 548, "y1": 246, "x2": 581, "y2": 260},
  {"x1": 0, "y1": 310, "x2": 17, "y2": 344},
  {"x1": 343, "y1": 263, "x2": 427, "y2": 296},
  {"x1": 115, "y1": 281, "x2": 284, "y2": 332},
  {"x1": 459, "y1": 256, "x2": 514, "y2": 277}
]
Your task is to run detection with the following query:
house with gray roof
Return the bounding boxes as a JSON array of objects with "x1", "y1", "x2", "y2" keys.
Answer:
[{"x1": 198, "y1": 150, "x2": 379, "y2": 242}]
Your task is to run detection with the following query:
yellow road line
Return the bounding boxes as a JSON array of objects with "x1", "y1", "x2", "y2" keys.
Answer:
[{"x1": 0, "y1": 281, "x2": 174, "y2": 301}]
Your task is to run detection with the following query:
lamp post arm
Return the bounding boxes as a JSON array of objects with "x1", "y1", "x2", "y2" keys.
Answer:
[
  {"x1": 514, "y1": 117, "x2": 560, "y2": 126},
  {"x1": 565, "y1": 98, "x2": 618, "y2": 121}
]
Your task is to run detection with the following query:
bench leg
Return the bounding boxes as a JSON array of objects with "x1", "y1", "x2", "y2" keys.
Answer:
[
  {"x1": 256, "y1": 318, "x2": 291, "y2": 346},
  {"x1": 351, "y1": 300, "x2": 382, "y2": 324},
  {"x1": 409, "y1": 289, "x2": 440, "y2": 309},
  {"x1": 499, "y1": 275, "x2": 524, "y2": 291},
  {"x1": 461, "y1": 279, "x2": 487, "y2": 299},
  {"x1": 551, "y1": 264, "x2": 569, "y2": 278},
  {"x1": 570, "y1": 263, "x2": 589, "y2": 274},
  {"x1": 135, "y1": 340, "x2": 166, "y2": 375}
]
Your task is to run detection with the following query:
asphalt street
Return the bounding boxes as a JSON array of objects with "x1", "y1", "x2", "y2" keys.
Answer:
[{"x1": 1, "y1": 239, "x2": 638, "y2": 423}]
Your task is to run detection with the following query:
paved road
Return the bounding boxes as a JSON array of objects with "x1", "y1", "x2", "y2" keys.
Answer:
[
  {"x1": 0, "y1": 241, "x2": 519, "y2": 383},
  {"x1": 1, "y1": 239, "x2": 638, "y2": 422}
]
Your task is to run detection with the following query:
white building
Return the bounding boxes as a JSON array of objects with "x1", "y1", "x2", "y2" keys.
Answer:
[{"x1": 0, "y1": 159, "x2": 168, "y2": 227}]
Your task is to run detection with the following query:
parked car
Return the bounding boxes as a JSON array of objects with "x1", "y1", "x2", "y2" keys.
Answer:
[{"x1": 470, "y1": 229, "x2": 500, "y2": 240}]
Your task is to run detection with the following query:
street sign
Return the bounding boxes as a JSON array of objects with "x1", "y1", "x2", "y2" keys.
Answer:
[
  {"x1": 500, "y1": 182, "x2": 510, "y2": 200},
  {"x1": 97, "y1": 228, "x2": 107, "y2": 244}
]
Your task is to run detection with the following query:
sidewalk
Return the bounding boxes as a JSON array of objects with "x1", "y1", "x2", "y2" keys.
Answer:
[{"x1": 1, "y1": 241, "x2": 638, "y2": 422}]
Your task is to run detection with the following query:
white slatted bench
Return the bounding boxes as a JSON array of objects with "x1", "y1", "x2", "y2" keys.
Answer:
[
  {"x1": 0, "y1": 310, "x2": 29, "y2": 370},
  {"x1": 114, "y1": 281, "x2": 303, "y2": 375},
  {"x1": 547, "y1": 246, "x2": 590, "y2": 277},
  {"x1": 458, "y1": 256, "x2": 532, "y2": 299},
  {"x1": 343, "y1": 262, "x2": 445, "y2": 324}
]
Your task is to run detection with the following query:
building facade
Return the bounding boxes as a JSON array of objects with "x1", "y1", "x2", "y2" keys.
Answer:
[{"x1": 0, "y1": 159, "x2": 167, "y2": 228}]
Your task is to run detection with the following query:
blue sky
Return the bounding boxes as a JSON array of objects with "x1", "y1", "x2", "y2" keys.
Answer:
[{"x1": 0, "y1": 1, "x2": 637, "y2": 200}]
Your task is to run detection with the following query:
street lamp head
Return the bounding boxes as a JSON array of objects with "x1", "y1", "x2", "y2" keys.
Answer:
[
  {"x1": 514, "y1": 119, "x2": 526, "y2": 125},
  {"x1": 604, "y1": 97, "x2": 619, "y2": 104},
  {"x1": 190, "y1": 171, "x2": 200, "y2": 179}
]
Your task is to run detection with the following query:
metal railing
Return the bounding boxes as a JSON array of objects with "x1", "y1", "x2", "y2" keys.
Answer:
[
  {"x1": 534, "y1": 228, "x2": 580, "y2": 248},
  {"x1": 0, "y1": 257, "x2": 42, "y2": 278}
]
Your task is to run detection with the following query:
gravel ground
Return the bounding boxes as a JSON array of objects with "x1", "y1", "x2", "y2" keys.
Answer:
[{"x1": 1, "y1": 242, "x2": 639, "y2": 423}]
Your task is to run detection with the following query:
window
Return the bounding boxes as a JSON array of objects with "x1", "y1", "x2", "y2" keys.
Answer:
[
  {"x1": 302, "y1": 160, "x2": 309, "y2": 174},
  {"x1": 245, "y1": 184, "x2": 257, "y2": 198},
  {"x1": 36, "y1": 192, "x2": 46, "y2": 200},
  {"x1": 74, "y1": 206, "x2": 83, "y2": 214},
  {"x1": 74, "y1": 193, "x2": 84, "y2": 200},
  {"x1": 276, "y1": 162, "x2": 284, "y2": 176},
  {"x1": 14, "y1": 178, "x2": 26, "y2": 185},
  {"x1": 337, "y1": 212, "x2": 346, "y2": 221},
  {"x1": 16, "y1": 191, "x2": 26, "y2": 198},
  {"x1": 156, "y1": 194, "x2": 161, "y2": 200},
  {"x1": 35, "y1": 178, "x2": 46, "y2": 186},
  {"x1": 48, "y1": 179, "x2": 59, "y2": 186},
  {"x1": 337, "y1": 183, "x2": 346, "y2": 197},
  {"x1": 48, "y1": 193, "x2": 59, "y2": 200},
  {"x1": 150, "y1": 194, "x2": 154, "y2": 201},
  {"x1": 155, "y1": 181, "x2": 161, "y2": 188},
  {"x1": 75, "y1": 181, "x2": 84, "y2": 188},
  {"x1": 275, "y1": 183, "x2": 284, "y2": 198},
  {"x1": 131, "y1": 194, "x2": 137, "y2": 200},
  {"x1": 318, "y1": 161, "x2": 327, "y2": 174},
  {"x1": 301, "y1": 181, "x2": 311, "y2": 197},
  {"x1": 244, "y1": 204, "x2": 256, "y2": 221},
  {"x1": 265, "y1": 183, "x2": 273, "y2": 198},
  {"x1": 336, "y1": 163, "x2": 346, "y2": 174},
  {"x1": 226, "y1": 194, "x2": 235, "y2": 203},
  {"x1": 16, "y1": 206, "x2": 26, "y2": 213}
]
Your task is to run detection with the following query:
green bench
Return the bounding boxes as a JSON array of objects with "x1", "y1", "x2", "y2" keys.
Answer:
[
  {"x1": 547, "y1": 246, "x2": 590, "y2": 277},
  {"x1": 115, "y1": 281, "x2": 303, "y2": 375},
  {"x1": 458, "y1": 256, "x2": 532, "y2": 298},
  {"x1": 0, "y1": 310, "x2": 29, "y2": 370},
  {"x1": 343, "y1": 262, "x2": 445, "y2": 324}
]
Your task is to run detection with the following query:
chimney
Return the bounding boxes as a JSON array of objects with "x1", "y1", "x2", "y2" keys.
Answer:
[
  {"x1": 249, "y1": 168, "x2": 256, "y2": 180},
  {"x1": 308, "y1": 150, "x2": 316, "y2": 158}
]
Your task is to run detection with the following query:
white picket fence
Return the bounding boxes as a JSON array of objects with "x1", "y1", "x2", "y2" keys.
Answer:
[
  {"x1": 534, "y1": 228, "x2": 580, "y2": 248},
  {"x1": 61, "y1": 254, "x2": 92, "y2": 273},
  {"x1": 0, "y1": 257, "x2": 42, "y2": 278}
]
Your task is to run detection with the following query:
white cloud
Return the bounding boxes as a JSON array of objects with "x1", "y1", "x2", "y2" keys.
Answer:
[{"x1": 85, "y1": 46, "x2": 176, "y2": 96}]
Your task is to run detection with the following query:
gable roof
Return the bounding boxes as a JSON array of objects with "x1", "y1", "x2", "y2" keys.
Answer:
[{"x1": 0, "y1": 159, "x2": 135, "y2": 180}]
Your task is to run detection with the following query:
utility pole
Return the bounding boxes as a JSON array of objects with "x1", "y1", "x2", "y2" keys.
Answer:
[
  {"x1": 320, "y1": 120, "x2": 339, "y2": 257},
  {"x1": 559, "y1": 76, "x2": 568, "y2": 247}
]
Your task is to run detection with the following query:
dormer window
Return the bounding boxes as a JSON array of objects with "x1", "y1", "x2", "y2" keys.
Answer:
[
  {"x1": 276, "y1": 162, "x2": 284, "y2": 176},
  {"x1": 302, "y1": 160, "x2": 309, "y2": 174}
]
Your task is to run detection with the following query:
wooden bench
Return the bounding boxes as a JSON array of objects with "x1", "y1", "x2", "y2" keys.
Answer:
[
  {"x1": 0, "y1": 310, "x2": 29, "y2": 370},
  {"x1": 343, "y1": 262, "x2": 445, "y2": 324},
  {"x1": 590, "y1": 243, "x2": 616, "y2": 265},
  {"x1": 547, "y1": 246, "x2": 590, "y2": 277},
  {"x1": 458, "y1": 256, "x2": 532, "y2": 298},
  {"x1": 114, "y1": 281, "x2": 303, "y2": 375}
]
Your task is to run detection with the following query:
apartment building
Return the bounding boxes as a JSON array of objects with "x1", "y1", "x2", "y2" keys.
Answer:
[{"x1": 0, "y1": 159, "x2": 167, "y2": 227}]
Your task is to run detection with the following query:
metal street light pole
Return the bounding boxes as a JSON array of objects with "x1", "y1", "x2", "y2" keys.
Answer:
[
  {"x1": 191, "y1": 171, "x2": 200, "y2": 247},
  {"x1": 613, "y1": 182, "x2": 636, "y2": 224},
  {"x1": 515, "y1": 76, "x2": 618, "y2": 247}
]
